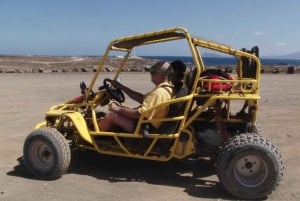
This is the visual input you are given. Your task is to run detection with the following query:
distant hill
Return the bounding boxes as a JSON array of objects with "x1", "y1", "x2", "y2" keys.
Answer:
[
  {"x1": 265, "y1": 52, "x2": 300, "y2": 60},
  {"x1": 281, "y1": 52, "x2": 300, "y2": 59}
]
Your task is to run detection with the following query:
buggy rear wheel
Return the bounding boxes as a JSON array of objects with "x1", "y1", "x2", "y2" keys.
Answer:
[
  {"x1": 23, "y1": 127, "x2": 71, "y2": 180},
  {"x1": 216, "y1": 133, "x2": 283, "y2": 199}
]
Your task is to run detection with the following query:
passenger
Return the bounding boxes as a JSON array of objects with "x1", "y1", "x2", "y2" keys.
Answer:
[
  {"x1": 170, "y1": 60, "x2": 188, "y2": 97},
  {"x1": 99, "y1": 61, "x2": 174, "y2": 132}
]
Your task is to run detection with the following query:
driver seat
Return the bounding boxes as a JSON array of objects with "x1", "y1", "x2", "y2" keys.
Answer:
[{"x1": 140, "y1": 85, "x2": 189, "y2": 136}]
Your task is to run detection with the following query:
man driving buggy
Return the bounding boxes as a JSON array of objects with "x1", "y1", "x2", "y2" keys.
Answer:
[{"x1": 98, "y1": 61, "x2": 174, "y2": 133}]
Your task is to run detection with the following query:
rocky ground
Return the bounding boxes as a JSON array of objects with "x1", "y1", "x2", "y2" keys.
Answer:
[
  {"x1": 0, "y1": 55, "x2": 153, "y2": 73},
  {"x1": 0, "y1": 55, "x2": 299, "y2": 74}
]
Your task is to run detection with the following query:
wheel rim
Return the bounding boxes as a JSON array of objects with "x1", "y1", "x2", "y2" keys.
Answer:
[
  {"x1": 29, "y1": 140, "x2": 55, "y2": 171},
  {"x1": 234, "y1": 154, "x2": 268, "y2": 187}
]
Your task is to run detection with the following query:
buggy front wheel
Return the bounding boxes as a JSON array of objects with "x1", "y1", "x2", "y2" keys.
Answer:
[{"x1": 23, "y1": 127, "x2": 71, "y2": 180}]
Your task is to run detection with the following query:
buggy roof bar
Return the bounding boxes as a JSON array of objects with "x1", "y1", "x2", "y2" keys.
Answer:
[{"x1": 109, "y1": 27, "x2": 258, "y2": 59}]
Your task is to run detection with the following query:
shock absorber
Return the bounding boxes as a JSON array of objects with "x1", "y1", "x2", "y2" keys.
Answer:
[{"x1": 214, "y1": 100, "x2": 229, "y2": 143}]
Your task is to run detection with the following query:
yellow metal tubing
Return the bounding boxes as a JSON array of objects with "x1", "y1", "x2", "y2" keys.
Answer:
[{"x1": 63, "y1": 112, "x2": 93, "y2": 144}]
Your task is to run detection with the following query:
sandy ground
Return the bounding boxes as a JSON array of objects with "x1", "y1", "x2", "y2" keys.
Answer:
[{"x1": 0, "y1": 72, "x2": 299, "y2": 201}]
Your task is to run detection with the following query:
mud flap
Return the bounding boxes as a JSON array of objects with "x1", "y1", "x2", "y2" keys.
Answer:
[{"x1": 63, "y1": 112, "x2": 93, "y2": 144}]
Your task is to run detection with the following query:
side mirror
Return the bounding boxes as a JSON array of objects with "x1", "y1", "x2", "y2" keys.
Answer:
[{"x1": 80, "y1": 81, "x2": 87, "y2": 94}]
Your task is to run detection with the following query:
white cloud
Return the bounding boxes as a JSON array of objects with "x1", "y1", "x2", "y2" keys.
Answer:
[
  {"x1": 274, "y1": 42, "x2": 288, "y2": 47},
  {"x1": 253, "y1": 31, "x2": 266, "y2": 36}
]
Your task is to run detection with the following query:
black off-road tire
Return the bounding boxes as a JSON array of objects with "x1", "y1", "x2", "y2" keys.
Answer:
[
  {"x1": 23, "y1": 127, "x2": 71, "y2": 180},
  {"x1": 216, "y1": 133, "x2": 284, "y2": 200}
]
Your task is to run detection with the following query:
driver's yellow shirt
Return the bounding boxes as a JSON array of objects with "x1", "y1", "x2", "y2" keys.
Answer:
[{"x1": 138, "y1": 81, "x2": 173, "y2": 128}]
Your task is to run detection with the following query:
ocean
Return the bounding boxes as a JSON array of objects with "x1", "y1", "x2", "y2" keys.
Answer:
[{"x1": 143, "y1": 56, "x2": 300, "y2": 67}]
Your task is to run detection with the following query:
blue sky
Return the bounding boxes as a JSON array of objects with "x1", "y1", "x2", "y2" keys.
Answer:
[{"x1": 1, "y1": 0, "x2": 299, "y2": 57}]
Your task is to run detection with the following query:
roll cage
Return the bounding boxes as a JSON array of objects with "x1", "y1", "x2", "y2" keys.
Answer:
[{"x1": 87, "y1": 26, "x2": 260, "y2": 98}]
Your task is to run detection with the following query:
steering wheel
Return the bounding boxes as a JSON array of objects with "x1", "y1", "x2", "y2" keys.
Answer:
[{"x1": 101, "y1": 78, "x2": 125, "y2": 103}]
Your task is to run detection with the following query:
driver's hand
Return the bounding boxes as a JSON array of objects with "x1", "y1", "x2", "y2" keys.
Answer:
[{"x1": 108, "y1": 101, "x2": 121, "y2": 112}]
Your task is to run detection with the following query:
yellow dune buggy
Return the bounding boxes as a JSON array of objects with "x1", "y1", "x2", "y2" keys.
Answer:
[{"x1": 23, "y1": 27, "x2": 283, "y2": 199}]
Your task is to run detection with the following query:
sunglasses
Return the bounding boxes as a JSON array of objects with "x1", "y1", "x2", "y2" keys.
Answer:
[{"x1": 149, "y1": 67, "x2": 161, "y2": 75}]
